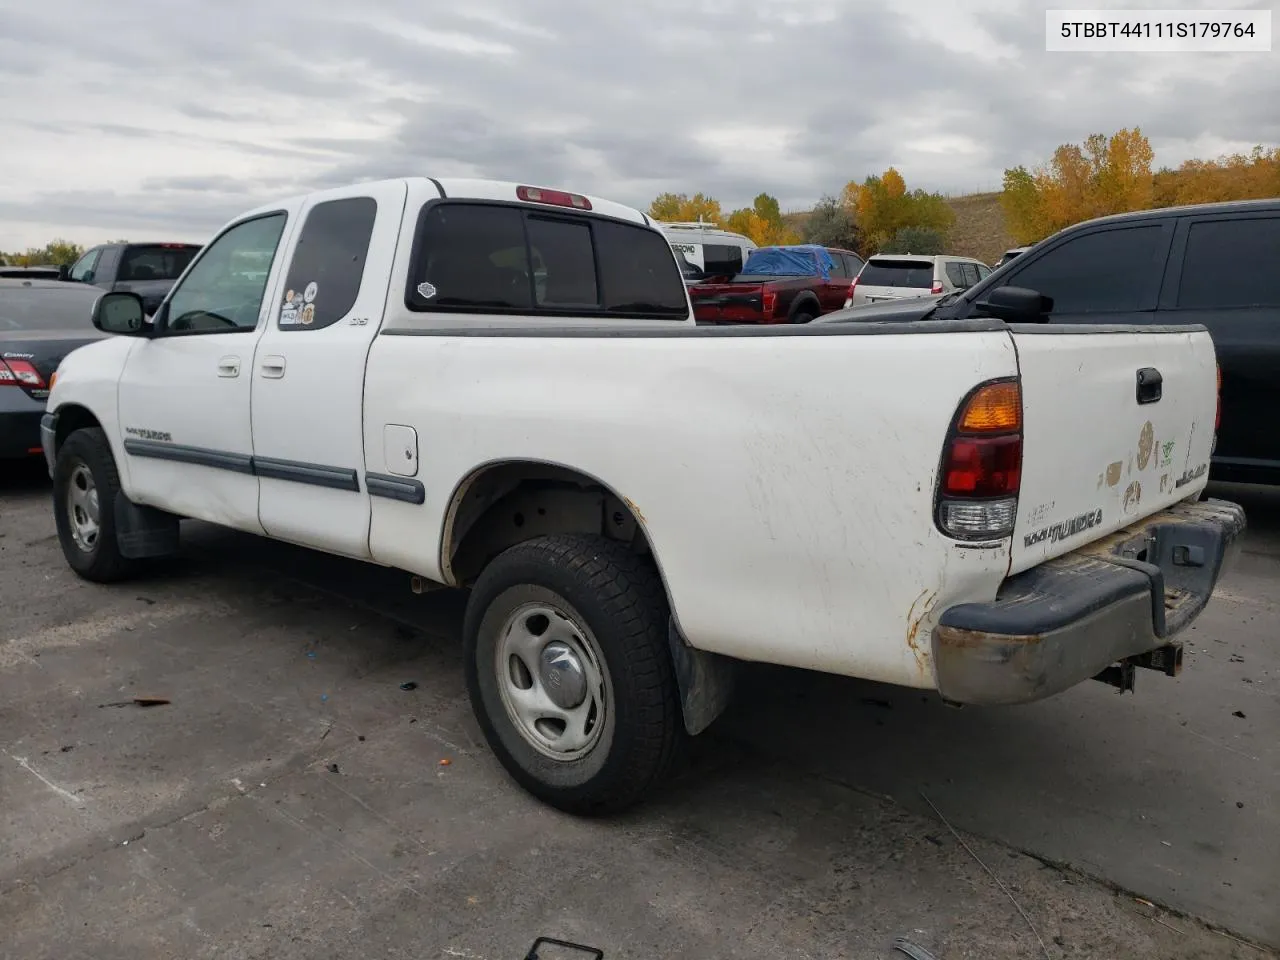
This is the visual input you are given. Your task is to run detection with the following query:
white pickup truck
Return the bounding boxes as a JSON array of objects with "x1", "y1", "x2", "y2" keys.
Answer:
[{"x1": 42, "y1": 177, "x2": 1245, "y2": 815}]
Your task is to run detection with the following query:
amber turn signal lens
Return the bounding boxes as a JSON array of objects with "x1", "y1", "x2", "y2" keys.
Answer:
[{"x1": 958, "y1": 380, "x2": 1021, "y2": 433}]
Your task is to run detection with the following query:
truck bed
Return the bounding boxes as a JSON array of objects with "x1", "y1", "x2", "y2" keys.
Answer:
[{"x1": 359, "y1": 316, "x2": 1221, "y2": 693}]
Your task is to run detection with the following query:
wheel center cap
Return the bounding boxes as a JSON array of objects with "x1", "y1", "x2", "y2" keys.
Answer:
[{"x1": 540, "y1": 641, "x2": 587, "y2": 710}]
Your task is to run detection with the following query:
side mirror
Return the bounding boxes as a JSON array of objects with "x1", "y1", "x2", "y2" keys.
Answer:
[
  {"x1": 57, "y1": 264, "x2": 70, "y2": 281},
  {"x1": 975, "y1": 285, "x2": 1053, "y2": 323},
  {"x1": 92, "y1": 291, "x2": 152, "y2": 336}
]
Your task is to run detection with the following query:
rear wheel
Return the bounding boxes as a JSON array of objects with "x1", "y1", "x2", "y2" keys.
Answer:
[
  {"x1": 53, "y1": 428, "x2": 141, "y2": 583},
  {"x1": 791, "y1": 311, "x2": 815, "y2": 324},
  {"x1": 463, "y1": 534, "x2": 683, "y2": 815}
]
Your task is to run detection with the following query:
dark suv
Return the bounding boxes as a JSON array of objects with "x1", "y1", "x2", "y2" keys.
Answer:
[{"x1": 818, "y1": 199, "x2": 1280, "y2": 486}]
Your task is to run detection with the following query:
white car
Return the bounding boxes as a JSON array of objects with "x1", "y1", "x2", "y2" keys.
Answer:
[
  {"x1": 846, "y1": 254, "x2": 993, "y2": 307},
  {"x1": 42, "y1": 176, "x2": 1243, "y2": 815},
  {"x1": 655, "y1": 221, "x2": 756, "y2": 281}
]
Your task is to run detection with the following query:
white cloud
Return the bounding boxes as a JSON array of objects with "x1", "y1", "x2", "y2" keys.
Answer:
[{"x1": 0, "y1": 0, "x2": 1276, "y2": 248}]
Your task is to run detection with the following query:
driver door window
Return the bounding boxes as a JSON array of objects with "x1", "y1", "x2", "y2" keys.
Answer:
[
  {"x1": 164, "y1": 213, "x2": 287, "y2": 334},
  {"x1": 69, "y1": 247, "x2": 102, "y2": 283}
]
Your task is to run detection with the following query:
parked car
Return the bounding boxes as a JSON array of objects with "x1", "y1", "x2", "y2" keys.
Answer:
[
  {"x1": 42, "y1": 176, "x2": 1241, "y2": 816},
  {"x1": 688, "y1": 244, "x2": 864, "y2": 323},
  {"x1": 0, "y1": 279, "x2": 106, "y2": 459},
  {"x1": 846, "y1": 254, "x2": 992, "y2": 307},
  {"x1": 0, "y1": 265, "x2": 65, "y2": 280},
  {"x1": 655, "y1": 222, "x2": 756, "y2": 282},
  {"x1": 817, "y1": 198, "x2": 1280, "y2": 486},
  {"x1": 65, "y1": 241, "x2": 202, "y2": 315},
  {"x1": 997, "y1": 245, "x2": 1033, "y2": 267}
]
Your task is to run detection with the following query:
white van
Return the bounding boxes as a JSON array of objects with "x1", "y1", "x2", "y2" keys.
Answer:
[{"x1": 655, "y1": 222, "x2": 756, "y2": 281}]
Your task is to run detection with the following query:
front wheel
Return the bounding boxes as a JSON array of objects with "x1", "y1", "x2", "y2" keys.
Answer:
[
  {"x1": 52, "y1": 427, "x2": 141, "y2": 583},
  {"x1": 463, "y1": 534, "x2": 684, "y2": 815}
]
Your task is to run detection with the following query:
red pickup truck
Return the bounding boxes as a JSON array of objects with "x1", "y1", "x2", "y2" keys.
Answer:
[{"x1": 687, "y1": 244, "x2": 864, "y2": 324}]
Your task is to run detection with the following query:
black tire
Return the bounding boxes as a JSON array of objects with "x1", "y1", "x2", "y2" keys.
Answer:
[
  {"x1": 463, "y1": 534, "x2": 684, "y2": 815},
  {"x1": 791, "y1": 309, "x2": 815, "y2": 324},
  {"x1": 52, "y1": 427, "x2": 141, "y2": 583}
]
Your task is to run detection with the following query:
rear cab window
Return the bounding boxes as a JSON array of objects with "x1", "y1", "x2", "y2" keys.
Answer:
[
  {"x1": 403, "y1": 202, "x2": 690, "y2": 321},
  {"x1": 702, "y1": 243, "x2": 744, "y2": 278},
  {"x1": 859, "y1": 259, "x2": 935, "y2": 288},
  {"x1": 118, "y1": 244, "x2": 201, "y2": 282}
]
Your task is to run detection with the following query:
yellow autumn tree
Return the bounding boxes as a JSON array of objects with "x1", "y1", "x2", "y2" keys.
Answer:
[
  {"x1": 724, "y1": 192, "x2": 801, "y2": 246},
  {"x1": 1154, "y1": 146, "x2": 1280, "y2": 206},
  {"x1": 1001, "y1": 128, "x2": 1157, "y2": 242},
  {"x1": 648, "y1": 193, "x2": 724, "y2": 225},
  {"x1": 845, "y1": 167, "x2": 953, "y2": 253}
]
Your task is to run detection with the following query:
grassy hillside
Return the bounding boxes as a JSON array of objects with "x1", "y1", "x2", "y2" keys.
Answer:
[
  {"x1": 943, "y1": 192, "x2": 1015, "y2": 266},
  {"x1": 782, "y1": 191, "x2": 1015, "y2": 266}
]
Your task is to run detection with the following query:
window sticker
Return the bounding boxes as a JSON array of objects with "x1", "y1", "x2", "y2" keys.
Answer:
[
  {"x1": 417, "y1": 281, "x2": 437, "y2": 299},
  {"x1": 304, "y1": 281, "x2": 318, "y2": 303},
  {"x1": 281, "y1": 288, "x2": 301, "y2": 325}
]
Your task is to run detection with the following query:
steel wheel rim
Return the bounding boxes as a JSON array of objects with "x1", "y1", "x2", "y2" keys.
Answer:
[
  {"x1": 66, "y1": 461, "x2": 101, "y2": 553},
  {"x1": 495, "y1": 601, "x2": 610, "y2": 761}
]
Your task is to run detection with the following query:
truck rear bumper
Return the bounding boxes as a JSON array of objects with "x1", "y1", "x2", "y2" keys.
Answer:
[{"x1": 931, "y1": 498, "x2": 1246, "y2": 706}]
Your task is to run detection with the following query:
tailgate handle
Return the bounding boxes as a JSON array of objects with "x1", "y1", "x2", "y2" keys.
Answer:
[{"x1": 1136, "y1": 367, "x2": 1162, "y2": 404}]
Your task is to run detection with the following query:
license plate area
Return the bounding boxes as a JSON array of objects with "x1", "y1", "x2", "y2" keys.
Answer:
[{"x1": 1074, "y1": 501, "x2": 1242, "y2": 637}]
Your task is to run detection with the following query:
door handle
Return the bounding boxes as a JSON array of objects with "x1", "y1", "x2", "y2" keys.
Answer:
[
  {"x1": 260, "y1": 356, "x2": 286, "y2": 379},
  {"x1": 217, "y1": 356, "x2": 240, "y2": 378},
  {"x1": 1136, "y1": 367, "x2": 1162, "y2": 404}
]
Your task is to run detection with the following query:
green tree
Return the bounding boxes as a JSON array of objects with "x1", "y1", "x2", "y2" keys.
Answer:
[
  {"x1": 44, "y1": 239, "x2": 84, "y2": 266},
  {"x1": 881, "y1": 227, "x2": 946, "y2": 255},
  {"x1": 803, "y1": 195, "x2": 860, "y2": 251},
  {"x1": 999, "y1": 165, "x2": 1043, "y2": 245},
  {"x1": 752, "y1": 192, "x2": 782, "y2": 225}
]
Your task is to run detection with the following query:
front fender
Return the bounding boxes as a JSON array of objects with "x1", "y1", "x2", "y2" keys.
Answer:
[{"x1": 45, "y1": 337, "x2": 138, "y2": 495}]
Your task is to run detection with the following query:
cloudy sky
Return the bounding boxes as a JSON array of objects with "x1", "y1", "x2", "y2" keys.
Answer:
[{"x1": 1, "y1": 0, "x2": 1276, "y2": 249}]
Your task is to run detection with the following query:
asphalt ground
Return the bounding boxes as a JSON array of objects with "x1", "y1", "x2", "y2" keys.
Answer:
[{"x1": 2, "y1": 463, "x2": 1276, "y2": 960}]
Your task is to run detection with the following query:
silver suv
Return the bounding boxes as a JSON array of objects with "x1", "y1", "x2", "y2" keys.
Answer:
[{"x1": 846, "y1": 254, "x2": 992, "y2": 307}]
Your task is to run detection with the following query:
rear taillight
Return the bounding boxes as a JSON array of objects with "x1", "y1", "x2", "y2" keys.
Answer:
[
  {"x1": 844, "y1": 277, "x2": 858, "y2": 308},
  {"x1": 762, "y1": 291, "x2": 777, "y2": 318},
  {"x1": 936, "y1": 379, "x2": 1022, "y2": 541},
  {"x1": 0, "y1": 358, "x2": 46, "y2": 388},
  {"x1": 516, "y1": 185, "x2": 592, "y2": 210},
  {"x1": 930, "y1": 280, "x2": 944, "y2": 295}
]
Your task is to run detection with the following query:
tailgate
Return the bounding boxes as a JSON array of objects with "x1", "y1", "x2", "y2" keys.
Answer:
[
  {"x1": 688, "y1": 282, "x2": 766, "y2": 322},
  {"x1": 1009, "y1": 327, "x2": 1218, "y2": 574}
]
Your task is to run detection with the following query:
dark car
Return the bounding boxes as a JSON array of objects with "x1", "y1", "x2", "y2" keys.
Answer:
[
  {"x1": 817, "y1": 198, "x2": 1280, "y2": 485},
  {"x1": 0, "y1": 279, "x2": 106, "y2": 459},
  {"x1": 0, "y1": 265, "x2": 66, "y2": 280},
  {"x1": 65, "y1": 241, "x2": 201, "y2": 314}
]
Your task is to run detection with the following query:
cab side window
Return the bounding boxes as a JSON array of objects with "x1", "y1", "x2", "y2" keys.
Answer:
[
  {"x1": 69, "y1": 247, "x2": 102, "y2": 283},
  {"x1": 1007, "y1": 225, "x2": 1166, "y2": 314},
  {"x1": 278, "y1": 197, "x2": 378, "y2": 331},
  {"x1": 164, "y1": 213, "x2": 288, "y2": 334},
  {"x1": 1176, "y1": 216, "x2": 1280, "y2": 309}
]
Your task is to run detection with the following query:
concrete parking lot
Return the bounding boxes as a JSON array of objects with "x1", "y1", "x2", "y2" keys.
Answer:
[{"x1": 2, "y1": 462, "x2": 1276, "y2": 960}]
